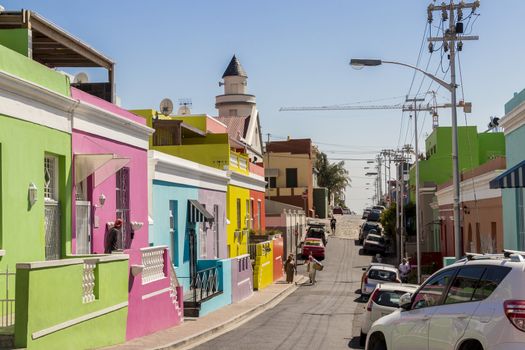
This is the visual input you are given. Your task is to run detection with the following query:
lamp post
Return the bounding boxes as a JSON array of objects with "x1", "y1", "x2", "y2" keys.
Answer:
[{"x1": 350, "y1": 58, "x2": 462, "y2": 261}]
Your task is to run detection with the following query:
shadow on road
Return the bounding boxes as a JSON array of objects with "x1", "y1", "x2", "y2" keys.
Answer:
[
  {"x1": 353, "y1": 295, "x2": 368, "y2": 303},
  {"x1": 348, "y1": 336, "x2": 364, "y2": 349}
]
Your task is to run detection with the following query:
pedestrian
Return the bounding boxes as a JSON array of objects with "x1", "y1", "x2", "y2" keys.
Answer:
[
  {"x1": 307, "y1": 252, "x2": 322, "y2": 285},
  {"x1": 105, "y1": 219, "x2": 122, "y2": 254},
  {"x1": 284, "y1": 254, "x2": 296, "y2": 283},
  {"x1": 330, "y1": 216, "x2": 337, "y2": 233},
  {"x1": 399, "y1": 258, "x2": 411, "y2": 283}
]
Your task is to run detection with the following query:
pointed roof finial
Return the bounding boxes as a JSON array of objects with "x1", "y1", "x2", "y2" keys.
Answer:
[{"x1": 222, "y1": 55, "x2": 247, "y2": 78}]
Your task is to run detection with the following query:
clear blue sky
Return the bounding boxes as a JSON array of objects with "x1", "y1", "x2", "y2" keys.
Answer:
[{"x1": 6, "y1": 0, "x2": 525, "y2": 211}]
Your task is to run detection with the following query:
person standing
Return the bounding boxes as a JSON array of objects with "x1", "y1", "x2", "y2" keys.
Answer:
[
  {"x1": 284, "y1": 254, "x2": 296, "y2": 283},
  {"x1": 105, "y1": 219, "x2": 122, "y2": 254},
  {"x1": 399, "y1": 258, "x2": 411, "y2": 283},
  {"x1": 307, "y1": 252, "x2": 322, "y2": 285}
]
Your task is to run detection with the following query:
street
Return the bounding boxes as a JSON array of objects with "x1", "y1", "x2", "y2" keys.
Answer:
[{"x1": 194, "y1": 215, "x2": 371, "y2": 350}]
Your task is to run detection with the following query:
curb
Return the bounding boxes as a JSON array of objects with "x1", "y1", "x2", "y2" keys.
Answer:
[{"x1": 154, "y1": 275, "x2": 307, "y2": 350}]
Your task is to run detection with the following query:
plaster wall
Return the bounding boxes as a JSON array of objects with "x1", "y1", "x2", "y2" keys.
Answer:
[{"x1": 227, "y1": 185, "x2": 250, "y2": 257}]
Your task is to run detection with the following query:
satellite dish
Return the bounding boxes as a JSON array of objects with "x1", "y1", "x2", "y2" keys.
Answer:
[
  {"x1": 177, "y1": 105, "x2": 191, "y2": 115},
  {"x1": 73, "y1": 72, "x2": 89, "y2": 84},
  {"x1": 159, "y1": 98, "x2": 174, "y2": 116}
]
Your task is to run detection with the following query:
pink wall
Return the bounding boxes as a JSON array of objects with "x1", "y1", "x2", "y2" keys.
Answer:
[
  {"x1": 71, "y1": 88, "x2": 146, "y2": 125},
  {"x1": 72, "y1": 130, "x2": 149, "y2": 254},
  {"x1": 250, "y1": 163, "x2": 265, "y2": 177}
]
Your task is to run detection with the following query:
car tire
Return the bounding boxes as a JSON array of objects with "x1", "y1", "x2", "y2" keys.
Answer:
[
  {"x1": 371, "y1": 341, "x2": 386, "y2": 350},
  {"x1": 359, "y1": 331, "x2": 366, "y2": 346}
]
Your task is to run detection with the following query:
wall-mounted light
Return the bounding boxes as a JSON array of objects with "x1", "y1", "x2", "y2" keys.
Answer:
[
  {"x1": 28, "y1": 183, "x2": 38, "y2": 207},
  {"x1": 93, "y1": 193, "x2": 106, "y2": 208},
  {"x1": 131, "y1": 221, "x2": 144, "y2": 231}
]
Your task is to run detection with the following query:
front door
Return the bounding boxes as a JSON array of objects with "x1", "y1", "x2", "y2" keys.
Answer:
[
  {"x1": 116, "y1": 167, "x2": 130, "y2": 249},
  {"x1": 189, "y1": 228, "x2": 197, "y2": 299},
  {"x1": 44, "y1": 155, "x2": 61, "y2": 260},
  {"x1": 75, "y1": 201, "x2": 91, "y2": 254},
  {"x1": 391, "y1": 268, "x2": 456, "y2": 350}
]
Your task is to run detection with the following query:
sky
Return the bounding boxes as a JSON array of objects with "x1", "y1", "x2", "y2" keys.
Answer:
[{"x1": 6, "y1": 0, "x2": 525, "y2": 212}]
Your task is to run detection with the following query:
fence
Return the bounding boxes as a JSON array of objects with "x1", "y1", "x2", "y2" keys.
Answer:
[
  {"x1": 0, "y1": 267, "x2": 15, "y2": 328},
  {"x1": 141, "y1": 246, "x2": 167, "y2": 284},
  {"x1": 189, "y1": 266, "x2": 220, "y2": 303}
]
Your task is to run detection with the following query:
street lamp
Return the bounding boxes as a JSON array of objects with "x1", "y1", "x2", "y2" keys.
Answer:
[{"x1": 351, "y1": 57, "x2": 462, "y2": 265}]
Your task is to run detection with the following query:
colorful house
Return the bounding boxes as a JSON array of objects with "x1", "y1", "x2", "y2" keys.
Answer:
[{"x1": 491, "y1": 89, "x2": 525, "y2": 251}]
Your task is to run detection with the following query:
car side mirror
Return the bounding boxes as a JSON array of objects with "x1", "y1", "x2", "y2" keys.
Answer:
[
  {"x1": 362, "y1": 267, "x2": 367, "y2": 271},
  {"x1": 399, "y1": 292, "x2": 412, "y2": 310}
]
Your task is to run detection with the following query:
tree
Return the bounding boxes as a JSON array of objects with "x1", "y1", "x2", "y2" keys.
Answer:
[{"x1": 314, "y1": 151, "x2": 350, "y2": 206}]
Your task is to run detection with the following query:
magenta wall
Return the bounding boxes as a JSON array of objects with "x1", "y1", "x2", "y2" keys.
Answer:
[{"x1": 71, "y1": 129, "x2": 149, "y2": 254}]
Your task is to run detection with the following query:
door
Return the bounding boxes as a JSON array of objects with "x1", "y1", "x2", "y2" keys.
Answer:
[
  {"x1": 44, "y1": 155, "x2": 61, "y2": 260},
  {"x1": 75, "y1": 201, "x2": 91, "y2": 254},
  {"x1": 189, "y1": 228, "x2": 197, "y2": 294},
  {"x1": 213, "y1": 204, "x2": 219, "y2": 258},
  {"x1": 116, "y1": 167, "x2": 130, "y2": 249},
  {"x1": 391, "y1": 268, "x2": 456, "y2": 350}
]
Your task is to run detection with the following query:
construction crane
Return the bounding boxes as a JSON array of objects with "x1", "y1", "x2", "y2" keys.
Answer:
[{"x1": 280, "y1": 92, "x2": 471, "y2": 129}]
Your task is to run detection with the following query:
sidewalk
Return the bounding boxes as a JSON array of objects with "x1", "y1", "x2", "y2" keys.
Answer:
[{"x1": 102, "y1": 275, "x2": 307, "y2": 350}]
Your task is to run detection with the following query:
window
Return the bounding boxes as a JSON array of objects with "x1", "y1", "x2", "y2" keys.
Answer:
[
  {"x1": 412, "y1": 269, "x2": 455, "y2": 309},
  {"x1": 169, "y1": 201, "x2": 178, "y2": 266},
  {"x1": 491, "y1": 222, "x2": 497, "y2": 253},
  {"x1": 116, "y1": 167, "x2": 130, "y2": 249},
  {"x1": 376, "y1": 291, "x2": 407, "y2": 308},
  {"x1": 266, "y1": 177, "x2": 277, "y2": 188},
  {"x1": 236, "y1": 198, "x2": 241, "y2": 230},
  {"x1": 472, "y1": 266, "x2": 511, "y2": 300},
  {"x1": 257, "y1": 201, "x2": 261, "y2": 230},
  {"x1": 246, "y1": 199, "x2": 251, "y2": 229},
  {"x1": 444, "y1": 266, "x2": 485, "y2": 305},
  {"x1": 476, "y1": 223, "x2": 481, "y2": 253},
  {"x1": 213, "y1": 204, "x2": 219, "y2": 258},
  {"x1": 199, "y1": 227, "x2": 207, "y2": 258},
  {"x1": 286, "y1": 168, "x2": 298, "y2": 188},
  {"x1": 44, "y1": 155, "x2": 58, "y2": 201}
]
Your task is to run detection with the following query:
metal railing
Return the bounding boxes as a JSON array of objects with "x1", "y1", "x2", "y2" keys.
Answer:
[
  {"x1": 0, "y1": 267, "x2": 15, "y2": 327},
  {"x1": 190, "y1": 266, "x2": 220, "y2": 302}
]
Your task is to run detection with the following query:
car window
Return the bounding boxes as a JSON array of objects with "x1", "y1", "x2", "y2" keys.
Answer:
[
  {"x1": 367, "y1": 235, "x2": 381, "y2": 242},
  {"x1": 376, "y1": 290, "x2": 406, "y2": 308},
  {"x1": 305, "y1": 241, "x2": 321, "y2": 246},
  {"x1": 444, "y1": 266, "x2": 485, "y2": 305},
  {"x1": 368, "y1": 269, "x2": 397, "y2": 282},
  {"x1": 412, "y1": 269, "x2": 456, "y2": 309},
  {"x1": 472, "y1": 266, "x2": 511, "y2": 300}
]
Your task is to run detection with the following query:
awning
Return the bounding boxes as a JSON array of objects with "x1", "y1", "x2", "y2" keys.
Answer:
[
  {"x1": 490, "y1": 159, "x2": 525, "y2": 189},
  {"x1": 188, "y1": 200, "x2": 214, "y2": 223},
  {"x1": 74, "y1": 154, "x2": 130, "y2": 187}
]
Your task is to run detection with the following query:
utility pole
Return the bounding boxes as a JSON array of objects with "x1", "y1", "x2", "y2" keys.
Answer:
[
  {"x1": 266, "y1": 133, "x2": 271, "y2": 201},
  {"x1": 428, "y1": 0, "x2": 479, "y2": 260},
  {"x1": 406, "y1": 97, "x2": 425, "y2": 284},
  {"x1": 377, "y1": 155, "x2": 383, "y2": 204},
  {"x1": 399, "y1": 152, "x2": 406, "y2": 261}
]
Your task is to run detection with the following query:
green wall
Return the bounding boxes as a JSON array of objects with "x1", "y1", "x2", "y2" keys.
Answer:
[
  {"x1": 0, "y1": 43, "x2": 71, "y2": 96},
  {"x1": 478, "y1": 132, "x2": 505, "y2": 164},
  {"x1": 0, "y1": 29, "x2": 30, "y2": 56},
  {"x1": 0, "y1": 114, "x2": 72, "y2": 268},
  {"x1": 15, "y1": 258, "x2": 129, "y2": 349}
]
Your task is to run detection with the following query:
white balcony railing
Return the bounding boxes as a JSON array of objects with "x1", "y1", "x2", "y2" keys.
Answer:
[
  {"x1": 230, "y1": 154, "x2": 239, "y2": 168},
  {"x1": 239, "y1": 157, "x2": 248, "y2": 170},
  {"x1": 82, "y1": 259, "x2": 97, "y2": 303},
  {"x1": 141, "y1": 246, "x2": 167, "y2": 284}
]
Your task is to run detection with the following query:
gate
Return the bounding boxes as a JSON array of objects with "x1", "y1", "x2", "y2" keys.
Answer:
[
  {"x1": 44, "y1": 202, "x2": 61, "y2": 260},
  {"x1": 0, "y1": 267, "x2": 15, "y2": 328},
  {"x1": 76, "y1": 201, "x2": 91, "y2": 254}
]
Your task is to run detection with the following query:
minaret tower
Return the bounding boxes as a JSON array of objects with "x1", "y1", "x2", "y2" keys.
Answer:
[{"x1": 215, "y1": 55, "x2": 256, "y2": 117}]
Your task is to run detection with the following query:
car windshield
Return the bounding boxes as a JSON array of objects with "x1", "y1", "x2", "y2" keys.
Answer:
[
  {"x1": 305, "y1": 240, "x2": 322, "y2": 246},
  {"x1": 368, "y1": 269, "x2": 397, "y2": 282},
  {"x1": 367, "y1": 235, "x2": 383, "y2": 242}
]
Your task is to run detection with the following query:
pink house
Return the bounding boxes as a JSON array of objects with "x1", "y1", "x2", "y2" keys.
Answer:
[{"x1": 70, "y1": 88, "x2": 183, "y2": 340}]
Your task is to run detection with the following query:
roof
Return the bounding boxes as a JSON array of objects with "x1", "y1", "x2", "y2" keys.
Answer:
[
  {"x1": 222, "y1": 55, "x2": 247, "y2": 78},
  {"x1": 267, "y1": 139, "x2": 313, "y2": 155},
  {"x1": 215, "y1": 115, "x2": 250, "y2": 141}
]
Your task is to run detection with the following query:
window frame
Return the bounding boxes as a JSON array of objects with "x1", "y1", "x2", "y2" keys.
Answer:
[{"x1": 410, "y1": 267, "x2": 457, "y2": 310}]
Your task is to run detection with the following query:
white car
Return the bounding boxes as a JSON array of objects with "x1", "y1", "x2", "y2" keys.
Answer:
[
  {"x1": 365, "y1": 251, "x2": 525, "y2": 350},
  {"x1": 360, "y1": 283, "x2": 419, "y2": 346},
  {"x1": 361, "y1": 264, "x2": 400, "y2": 296}
]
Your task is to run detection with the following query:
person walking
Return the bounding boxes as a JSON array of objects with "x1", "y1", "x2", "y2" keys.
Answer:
[
  {"x1": 105, "y1": 219, "x2": 122, "y2": 254},
  {"x1": 399, "y1": 258, "x2": 411, "y2": 283},
  {"x1": 284, "y1": 254, "x2": 296, "y2": 283},
  {"x1": 307, "y1": 252, "x2": 322, "y2": 285},
  {"x1": 330, "y1": 216, "x2": 337, "y2": 233}
]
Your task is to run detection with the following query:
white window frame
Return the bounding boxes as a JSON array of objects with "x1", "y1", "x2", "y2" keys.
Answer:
[{"x1": 44, "y1": 155, "x2": 59, "y2": 203}]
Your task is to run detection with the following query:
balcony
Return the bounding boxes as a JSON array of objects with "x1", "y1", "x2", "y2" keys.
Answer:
[
  {"x1": 229, "y1": 151, "x2": 250, "y2": 173},
  {"x1": 266, "y1": 186, "x2": 308, "y2": 197}
]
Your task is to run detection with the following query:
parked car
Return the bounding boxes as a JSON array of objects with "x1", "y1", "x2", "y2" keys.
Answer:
[
  {"x1": 372, "y1": 205, "x2": 386, "y2": 212},
  {"x1": 342, "y1": 208, "x2": 352, "y2": 215},
  {"x1": 359, "y1": 222, "x2": 382, "y2": 244},
  {"x1": 366, "y1": 209, "x2": 382, "y2": 222},
  {"x1": 361, "y1": 264, "x2": 400, "y2": 296},
  {"x1": 363, "y1": 234, "x2": 387, "y2": 255},
  {"x1": 301, "y1": 238, "x2": 325, "y2": 260},
  {"x1": 305, "y1": 225, "x2": 327, "y2": 246},
  {"x1": 333, "y1": 207, "x2": 343, "y2": 215},
  {"x1": 360, "y1": 283, "x2": 419, "y2": 346},
  {"x1": 362, "y1": 207, "x2": 372, "y2": 219},
  {"x1": 365, "y1": 250, "x2": 525, "y2": 350}
]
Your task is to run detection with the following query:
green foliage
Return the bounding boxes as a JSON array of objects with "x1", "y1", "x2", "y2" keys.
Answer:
[
  {"x1": 315, "y1": 151, "x2": 350, "y2": 205},
  {"x1": 380, "y1": 204, "x2": 396, "y2": 237}
]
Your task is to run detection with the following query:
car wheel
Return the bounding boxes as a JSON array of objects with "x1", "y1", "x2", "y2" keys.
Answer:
[
  {"x1": 359, "y1": 331, "x2": 366, "y2": 346},
  {"x1": 371, "y1": 341, "x2": 386, "y2": 350}
]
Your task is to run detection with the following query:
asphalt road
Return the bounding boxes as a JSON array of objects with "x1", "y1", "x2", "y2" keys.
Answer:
[{"x1": 194, "y1": 215, "x2": 372, "y2": 350}]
